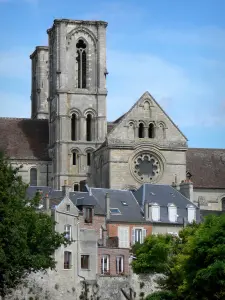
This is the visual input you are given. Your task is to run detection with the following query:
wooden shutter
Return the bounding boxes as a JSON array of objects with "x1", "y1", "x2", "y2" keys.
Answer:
[
  {"x1": 152, "y1": 205, "x2": 160, "y2": 221},
  {"x1": 188, "y1": 207, "x2": 196, "y2": 223},
  {"x1": 168, "y1": 205, "x2": 177, "y2": 222},
  {"x1": 118, "y1": 226, "x2": 129, "y2": 248}
]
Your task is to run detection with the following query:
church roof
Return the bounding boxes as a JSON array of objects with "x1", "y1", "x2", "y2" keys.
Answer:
[
  {"x1": 186, "y1": 148, "x2": 225, "y2": 189},
  {"x1": 0, "y1": 118, "x2": 50, "y2": 161}
]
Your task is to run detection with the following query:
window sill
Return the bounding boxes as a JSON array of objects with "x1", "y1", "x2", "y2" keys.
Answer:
[{"x1": 81, "y1": 268, "x2": 91, "y2": 271}]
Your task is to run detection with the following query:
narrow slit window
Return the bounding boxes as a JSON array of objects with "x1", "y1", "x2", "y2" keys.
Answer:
[
  {"x1": 74, "y1": 184, "x2": 79, "y2": 191},
  {"x1": 138, "y1": 123, "x2": 144, "y2": 138},
  {"x1": 30, "y1": 168, "x2": 37, "y2": 186},
  {"x1": 87, "y1": 152, "x2": 91, "y2": 166},
  {"x1": 86, "y1": 114, "x2": 92, "y2": 141},
  {"x1": 81, "y1": 255, "x2": 89, "y2": 269},
  {"x1": 64, "y1": 251, "x2": 72, "y2": 269},
  {"x1": 148, "y1": 123, "x2": 154, "y2": 138},
  {"x1": 72, "y1": 152, "x2": 77, "y2": 165},
  {"x1": 76, "y1": 40, "x2": 87, "y2": 89},
  {"x1": 71, "y1": 114, "x2": 77, "y2": 141}
]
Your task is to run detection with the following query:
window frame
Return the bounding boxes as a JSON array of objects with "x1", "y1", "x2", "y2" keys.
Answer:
[
  {"x1": 101, "y1": 255, "x2": 110, "y2": 275},
  {"x1": 81, "y1": 255, "x2": 89, "y2": 270},
  {"x1": 64, "y1": 224, "x2": 72, "y2": 241},
  {"x1": 30, "y1": 167, "x2": 38, "y2": 186},
  {"x1": 64, "y1": 251, "x2": 72, "y2": 269},
  {"x1": 116, "y1": 255, "x2": 124, "y2": 274},
  {"x1": 132, "y1": 227, "x2": 147, "y2": 244},
  {"x1": 84, "y1": 207, "x2": 93, "y2": 224}
]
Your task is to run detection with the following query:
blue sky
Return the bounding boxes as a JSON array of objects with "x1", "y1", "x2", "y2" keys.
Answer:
[{"x1": 0, "y1": 0, "x2": 225, "y2": 148}]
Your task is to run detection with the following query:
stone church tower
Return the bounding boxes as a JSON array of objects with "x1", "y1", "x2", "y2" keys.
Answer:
[{"x1": 47, "y1": 19, "x2": 108, "y2": 190}]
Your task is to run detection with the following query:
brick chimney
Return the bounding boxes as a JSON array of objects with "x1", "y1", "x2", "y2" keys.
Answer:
[
  {"x1": 105, "y1": 193, "x2": 110, "y2": 220},
  {"x1": 179, "y1": 180, "x2": 194, "y2": 203},
  {"x1": 62, "y1": 180, "x2": 71, "y2": 198}
]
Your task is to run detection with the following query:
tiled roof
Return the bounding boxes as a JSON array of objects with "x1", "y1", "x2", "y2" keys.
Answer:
[
  {"x1": 186, "y1": 148, "x2": 225, "y2": 189},
  {"x1": 0, "y1": 118, "x2": 49, "y2": 160}
]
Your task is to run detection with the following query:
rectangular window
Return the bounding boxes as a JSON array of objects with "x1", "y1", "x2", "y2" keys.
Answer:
[
  {"x1": 84, "y1": 207, "x2": 93, "y2": 223},
  {"x1": 64, "y1": 251, "x2": 72, "y2": 269},
  {"x1": 66, "y1": 204, "x2": 70, "y2": 212},
  {"x1": 150, "y1": 205, "x2": 160, "y2": 222},
  {"x1": 64, "y1": 224, "x2": 72, "y2": 241},
  {"x1": 132, "y1": 228, "x2": 147, "y2": 244},
  {"x1": 116, "y1": 256, "x2": 124, "y2": 274},
  {"x1": 188, "y1": 207, "x2": 196, "y2": 223},
  {"x1": 101, "y1": 255, "x2": 109, "y2": 275},
  {"x1": 72, "y1": 152, "x2": 77, "y2": 165},
  {"x1": 168, "y1": 205, "x2": 177, "y2": 222},
  {"x1": 81, "y1": 255, "x2": 89, "y2": 269}
]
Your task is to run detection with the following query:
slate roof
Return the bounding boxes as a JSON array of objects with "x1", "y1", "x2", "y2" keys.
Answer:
[
  {"x1": 90, "y1": 188, "x2": 145, "y2": 223},
  {"x1": 200, "y1": 209, "x2": 225, "y2": 221},
  {"x1": 186, "y1": 148, "x2": 225, "y2": 189},
  {"x1": 69, "y1": 191, "x2": 105, "y2": 215},
  {"x1": 133, "y1": 184, "x2": 200, "y2": 224},
  {"x1": 0, "y1": 118, "x2": 49, "y2": 160}
]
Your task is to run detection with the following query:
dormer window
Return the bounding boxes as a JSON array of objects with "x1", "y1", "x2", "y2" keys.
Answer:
[
  {"x1": 168, "y1": 203, "x2": 177, "y2": 223},
  {"x1": 149, "y1": 203, "x2": 160, "y2": 222},
  {"x1": 187, "y1": 205, "x2": 196, "y2": 223},
  {"x1": 84, "y1": 207, "x2": 93, "y2": 224}
]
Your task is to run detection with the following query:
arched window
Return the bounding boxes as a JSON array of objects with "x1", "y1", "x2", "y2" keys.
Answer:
[
  {"x1": 148, "y1": 123, "x2": 154, "y2": 138},
  {"x1": 30, "y1": 168, "x2": 37, "y2": 186},
  {"x1": 76, "y1": 39, "x2": 87, "y2": 89},
  {"x1": 74, "y1": 183, "x2": 79, "y2": 191},
  {"x1": 72, "y1": 151, "x2": 77, "y2": 166},
  {"x1": 222, "y1": 197, "x2": 225, "y2": 211},
  {"x1": 87, "y1": 152, "x2": 91, "y2": 166},
  {"x1": 86, "y1": 114, "x2": 92, "y2": 141},
  {"x1": 71, "y1": 113, "x2": 77, "y2": 141},
  {"x1": 138, "y1": 123, "x2": 144, "y2": 138}
]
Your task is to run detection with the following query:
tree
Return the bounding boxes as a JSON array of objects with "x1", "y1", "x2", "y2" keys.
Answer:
[
  {"x1": 132, "y1": 218, "x2": 225, "y2": 300},
  {"x1": 0, "y1": 152, "x2": 69, "y2": 298}
]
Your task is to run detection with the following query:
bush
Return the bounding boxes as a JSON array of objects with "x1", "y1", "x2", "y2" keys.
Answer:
[{"x1": 145, "y1": 291, "x2": 176, "y2": 300}]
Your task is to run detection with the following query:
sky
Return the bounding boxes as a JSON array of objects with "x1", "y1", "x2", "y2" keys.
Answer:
[{"x1": 0, "y1": 0, "x2": 225, "y2": 148}]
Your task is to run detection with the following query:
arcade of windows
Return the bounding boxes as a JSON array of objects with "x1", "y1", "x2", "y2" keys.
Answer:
[{"x1": 71, "y1": 113, "x2": 94, "y2": 142}]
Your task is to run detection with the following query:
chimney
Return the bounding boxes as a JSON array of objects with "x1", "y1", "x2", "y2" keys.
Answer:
[
  {"x1": 179, "y1": 180, "x2": 194, "y2": 202},
  {"x1": 105, "y1": 193, "x2": 110, "y2": 220},
  {"x1": 44, "y1": 193, "x2": 50, "y2": 212},
  {"x1": 62, "y1": 180, "x2": 71, "y2": 198}
]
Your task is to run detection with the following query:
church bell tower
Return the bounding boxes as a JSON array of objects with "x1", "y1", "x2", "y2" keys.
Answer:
[{"x1": 47, "y1": 19, "x2": 108, "y2": 190}]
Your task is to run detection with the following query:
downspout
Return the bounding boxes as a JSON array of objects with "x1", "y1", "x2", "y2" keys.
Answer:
[{"x1": 76, "y1": 218, "x2": 85, "y2": 281}]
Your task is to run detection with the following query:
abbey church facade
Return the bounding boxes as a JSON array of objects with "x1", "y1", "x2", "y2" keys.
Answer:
[{"x1": 0, "y1": 19, "x2": 225, "y2": 211}]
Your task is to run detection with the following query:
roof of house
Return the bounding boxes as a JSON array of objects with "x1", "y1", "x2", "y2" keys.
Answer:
[
  {"x1": 69, "y1": 191, "x2": 105, "y2": 215},
  {"x1": 90, "y1": 187, "x2": 145, "y2": 223},
  {"x1": 0, "y1": 118, "x2": 49, "y2": 160},
  {"x1": 186, "y1": 148, "x2": 225, "y2": 189},
  {"x1": 133, "y1": 184, "x2": 200, "y2": 224}
]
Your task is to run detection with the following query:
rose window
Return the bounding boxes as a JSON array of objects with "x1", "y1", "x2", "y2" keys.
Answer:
[{"x1": 132, "y1": 153, "x2": 161, "y2": 182}]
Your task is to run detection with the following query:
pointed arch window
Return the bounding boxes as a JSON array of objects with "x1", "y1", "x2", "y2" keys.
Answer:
[
  {"x1": 138, "y1": 123, "x2": 144, "y2": 138},
  {"x1": 74, "y1": 183, "x2": 79, "y2": 191},
  {"x1": 30, "y1": 168, "x2": 37, "y2": 186},
  {"x1": 86, "y1": 114, "x2": 92, "y2": 141},
  {"x1": 71, "y1": 113, "x2": 77, "y2": 141},
  {"x1": 148, "y1": 123, "x2": 154, "y2": 138},
  {"x1": 76, "y1": 39, "x2": 87, "y2": 89}
]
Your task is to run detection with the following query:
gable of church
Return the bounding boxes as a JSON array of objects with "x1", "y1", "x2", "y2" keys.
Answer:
[{"x1": 107, "y1": 91, "x2": 187, "y2": 147}]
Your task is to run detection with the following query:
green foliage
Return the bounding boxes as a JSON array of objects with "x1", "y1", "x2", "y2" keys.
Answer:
[
  {"x1": 145, "y1": 291, "x2": 175, "y2": 300},
  {"x1": 0, "y1": 152, "x2": 69, "y2": 298},
  {"x1": 132, "y1": 218, "x2": 225, "y2": 300},
  {"x1": 132, "y1": 234, "x2": 177, "y2": 274}
]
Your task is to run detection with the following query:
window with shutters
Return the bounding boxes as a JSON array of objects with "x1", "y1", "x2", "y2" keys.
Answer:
[
  {"x1": 187, "y1": 205, "x2": 196, "y2": 223},
  {"x1": 116, "y1": 256, "x2": 124, "y2": 274},
  {"x1": 64, "y1": 251, "x2": 72, "y2": 269},
  {"x1": 132, "y1": 228, "x2": 147, "y2": 244},
  {"x1": 64, "y1": 224, "x2": 72, "y2": 241},
  {"x1": 168, "y1": 204, "x2": 177, "y2": 222},
  {"x1": 149, "y1": 203, "x2": 160, "y2": 222},
  {"x1": 118, "y1": 226, "x2": 129, "y2": 248},
  {"x1": 101, "y1": 255, "x2": 110, "y2": 275}
]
